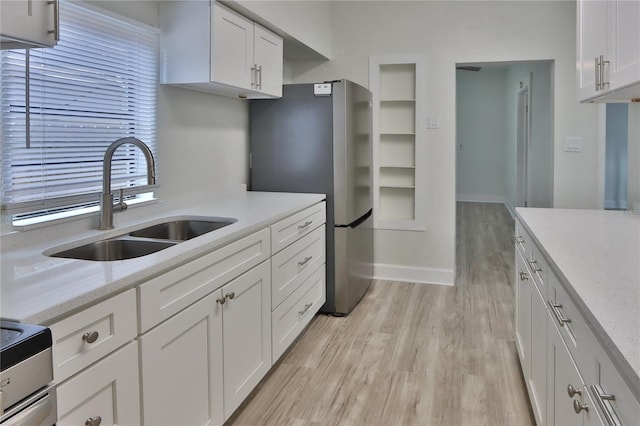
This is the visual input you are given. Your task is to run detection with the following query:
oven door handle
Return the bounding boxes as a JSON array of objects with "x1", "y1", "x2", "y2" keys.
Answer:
[{"x1": 1, "y1": 389, "x2": 56, "y2": 426}]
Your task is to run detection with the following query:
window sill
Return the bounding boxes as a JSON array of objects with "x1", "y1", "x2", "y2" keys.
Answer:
[{"x1": 11, "y1": 197, "x2": 159, "y2": 231}]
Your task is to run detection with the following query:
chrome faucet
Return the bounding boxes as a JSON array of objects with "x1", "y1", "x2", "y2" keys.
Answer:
[{"x1": 99, "y1": 137, "x2": 156, "y2": 230}]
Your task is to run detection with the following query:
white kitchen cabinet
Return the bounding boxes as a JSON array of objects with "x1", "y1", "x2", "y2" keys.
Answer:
[
  {"x1": 160, "y1": 0, "x2": 283, "y2": 99},
  {"x1": 0, "y1": 0, "x2": 58, "y2": 49},
  {"x1": 221, "y1": 260, "x2": 272, "y2": 419},
  {"x1": 57, "y1": 341, "x2": 141, "y2": 426},
  {"x1": 577, "y1": 0, "x2": 640, "y2": 102},
  {"x1": 139, "y1": 291, "x2": 224, "y2": 426}
]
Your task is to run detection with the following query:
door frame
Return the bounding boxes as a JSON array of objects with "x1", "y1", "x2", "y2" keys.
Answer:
[{"x1": 516, "y1": 83, "x2": 532, "y2": 207}]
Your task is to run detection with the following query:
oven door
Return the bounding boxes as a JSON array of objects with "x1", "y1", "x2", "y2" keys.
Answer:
[{"x1": 0, "y1": 384, "x2": 56, "y2": 426}]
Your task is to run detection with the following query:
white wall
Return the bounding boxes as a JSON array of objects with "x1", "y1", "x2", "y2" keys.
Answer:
[
  {"x1": 289, "y1": 1, "x2": 599, "y2": 284},
  {"x1": 456, "y1": 68, "x2": 508, "y2": 202}
]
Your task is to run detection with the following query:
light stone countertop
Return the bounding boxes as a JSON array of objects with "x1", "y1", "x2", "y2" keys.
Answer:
[
  {"x1": 0, "y1": 190, "x2": 325, "y2": 325},
  {"x1": 516, "y1": 207, "x2": 640, "y2": 397}
]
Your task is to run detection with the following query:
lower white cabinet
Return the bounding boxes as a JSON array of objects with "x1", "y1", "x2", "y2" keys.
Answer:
[
  {"x1": 56, "y1": 341, "x2": 141, "y2": 425},
  {"x1": 139, "y1": 260, "x2": 271, "y2": 425}
]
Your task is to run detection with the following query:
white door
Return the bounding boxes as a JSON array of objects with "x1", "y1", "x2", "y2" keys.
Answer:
[
  {"x1": 253, "y1": 24, "x2": 283, "y2": 97},
  {"x1": 222, "y1": 260, "x2": 272, "y2": 420},
  {"x1": 608, "y1": 0, "x2": 640, "y2": 90},
  {"x1": 139, "y1": 291, "x2": 224, "y2": 426},
  {"x1": 211, "y1": 3, "x2": 253, "y2": 90},
  {"x1": 516, "y1": 87, "x2": 530, "y2": 207},
  {"x1": 577, "y1": 0, "x2": 608, "y2": 100}
]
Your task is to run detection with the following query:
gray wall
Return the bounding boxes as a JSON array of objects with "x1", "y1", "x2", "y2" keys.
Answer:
[{"x1": 605, "y1": 104, "x2": 629, "y2": 210}]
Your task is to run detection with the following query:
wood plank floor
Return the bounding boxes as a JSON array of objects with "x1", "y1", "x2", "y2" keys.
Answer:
[{"x1": 228, "y1": 202, "x2": 534, "y2": 425}]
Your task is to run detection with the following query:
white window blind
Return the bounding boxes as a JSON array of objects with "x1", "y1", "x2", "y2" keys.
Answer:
[{"x1": 0, "y1": 1, "x2": 158, "y2": 215}]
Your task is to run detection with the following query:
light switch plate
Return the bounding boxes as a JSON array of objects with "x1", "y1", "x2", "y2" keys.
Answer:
[
  {"x1": 426, "y1": 115, "x2": 440, "y2": 129},
  {"x1": 564, "y1": 136, "x2": 583, "y2": 153}
]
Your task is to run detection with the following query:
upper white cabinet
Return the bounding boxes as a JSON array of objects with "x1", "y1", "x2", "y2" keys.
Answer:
[
  {"x1": 0, "y1": 0, "x2": 59, "y2": 49},
  {"x1": 577, "y1": 0, "x2": 640, "y2": 102},
  {"x1": 160, "y1": 1, "x2": 283, "y2": 99}
]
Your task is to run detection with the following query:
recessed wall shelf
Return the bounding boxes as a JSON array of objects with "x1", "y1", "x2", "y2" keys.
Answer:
[{"x1": 370, "y1": 56, "x2": 426, "y2": 231}]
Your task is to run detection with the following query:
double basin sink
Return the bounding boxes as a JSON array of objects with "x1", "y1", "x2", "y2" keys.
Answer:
[{"x1": 50, "y1": 217, "x2": 237, "y2": 261}]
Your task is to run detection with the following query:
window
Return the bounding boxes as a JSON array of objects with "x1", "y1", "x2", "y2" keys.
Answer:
[{"x1": 0, "y1": 1, "x2": 158, "y2": 219}]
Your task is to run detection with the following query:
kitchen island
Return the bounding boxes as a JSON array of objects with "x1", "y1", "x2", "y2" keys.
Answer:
[{"x1": 515, "y1": 207, "x2": 639, "y2": 425}]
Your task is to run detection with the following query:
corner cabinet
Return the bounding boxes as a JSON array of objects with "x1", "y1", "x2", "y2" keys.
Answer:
[
  {"x1": 577, "y1": 0, "x2": 640, "y2": 102},
  {"x1": 369, "y1": 56, "x2": 426, "y2": 230},
  {"x1": 0, "y1": 0, "x2": 58, "y2": 49},
  {"x1": 160, "y1": 1, "x2": 283, "y2": 99}
]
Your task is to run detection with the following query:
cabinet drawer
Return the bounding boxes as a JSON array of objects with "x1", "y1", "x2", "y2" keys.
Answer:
[
  {"x1": 529, "y1": 244, "x2": 548, "y2": 296},
  {"x1": 515, "y1": 219, "x2": 531, "y2": 259},
  {"x1": 592, "y1": 349, "x2": 640, "y2": 426},
  {"x1": 272, "y1": 265, "x2": 325, "y2": 362},
  {"x1": 49, "y1": 289, "x2": 137, "y2": 383},
  {"x1": 57, "y1": 341, "x2": 141, "y2": 426},
  {"x1": 271, "y1": 202, "x2": 326, "y2": 254},
  {"x1": 271, "y1": 225, "x2": 325, "y2": 309},
  {"x1": 139, "y1": 228, "x2": 270, "y2": 333}
]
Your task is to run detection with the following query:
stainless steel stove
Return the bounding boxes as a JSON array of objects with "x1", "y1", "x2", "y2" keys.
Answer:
[{"x1": 0, "y1": 320, "x2": 56, "y2": 425}]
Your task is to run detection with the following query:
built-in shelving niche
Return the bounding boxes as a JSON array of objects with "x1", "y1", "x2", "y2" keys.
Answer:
[{"x1": 370, "y1": 56, "x2": 426, "y2": 230}]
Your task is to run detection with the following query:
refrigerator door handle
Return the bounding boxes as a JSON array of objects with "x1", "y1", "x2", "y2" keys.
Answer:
[{"x1": 335, "y1": 208, "x2": 372, "y2": 229}]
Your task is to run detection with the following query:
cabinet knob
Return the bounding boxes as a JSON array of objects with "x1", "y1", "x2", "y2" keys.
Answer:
[
  {"x1": 573, "y1": 399, "x2": 589, "y2": 414},
  {"x1": 85, "y1": 416, "x2": 102, "y2": 426},
  {"x1": 82, "y1": 331, "x2": 99, "y2": 344},
  {"x1": 216, "y1": 296, "x2": 226, "y2": 305},
  {"x1": 567, "y1": 384, "x2": 582, "y2": 398},
  {"x1": 226, "y1": 292, "x2": 235, "y2": 300},
  {"x1": 519, "y1": 271, "x2": 529, "y2": 281}
]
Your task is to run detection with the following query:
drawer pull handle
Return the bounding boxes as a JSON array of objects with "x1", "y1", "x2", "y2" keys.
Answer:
[
  {"x1": 515, "y1": 235, "x2": 525, "y2": 245},
  {"x1": 519, "y1": 270, "x2": 529, "y2": 281},
  {"x1": 298, "y1": 256, "x2": 313, "y2": 268},
  {"x1": 548, "y1": 301, "x2": 572, "y2": 326},
  {"x1": 591, "y1": 384, "x2": 622, "y2": 426},
  {"x1": 298, "y1": 221, "x2": 313, "y2": 231},
  {"x1": 82, "y1": 331, "x2": 99, "y2": 344},
  {"x1": 85, "y1": 416, "x2": 102, "y2": 426},
  {"x1": 526, "y1": 258, "x2": 542, "y2": 273},
  {"x1": 573, "y1": 400, "x2": 589, "y2": 414},
  {"x1": 298, "y1": 303, "x2": 313, "y2": 316},
  {"x1": 567, "y1": 384, "x2": 582, "y2": 397},
  {"x1": 225, "y1": 292, "x2": 235, "y2": 300},
  {"x1": 216, "y1": 296, "x2": 226, "y2": 305}
]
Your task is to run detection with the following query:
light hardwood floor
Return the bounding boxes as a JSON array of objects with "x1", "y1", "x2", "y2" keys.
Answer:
[{"x1": 228, "y1": 202, "x2": 534, "y2": 425}]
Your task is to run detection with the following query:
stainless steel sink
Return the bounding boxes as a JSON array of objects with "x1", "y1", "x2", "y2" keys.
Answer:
[
  {"x1": 50, "y1": 237, "x2": 176, "y2": 261},
  {"x1": 48, "y1": 216, "x2": 238, "y2": 261},
  {"x1": 128, "y1": 218, "x2": 237, "y2": 241}
]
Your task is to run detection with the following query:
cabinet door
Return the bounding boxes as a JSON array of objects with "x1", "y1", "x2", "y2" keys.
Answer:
[
  {"x1": 608, "y1": 0, "x2": 640, "y2": 90},
  {"x1": 57, "y1": 342, "x2": 140, "y2": 426},
  {"x1": 222, "y1": 260, "x2": 272, "y2": 420},
  {"x1": 577, "y1": 0, "x2": 608, "y2": 100},
  {"x1": 515, "y1": 252, "x2": 531, "y2": 371},
  {"x1": 253, "y1": 23, "x2": 283, "y2": 97},
  {"x1": 211, "y1": 2, "x2": 253, "y2": 91},
  {"x1": 547, "y1": 317, "x2": 586, "y2": 426},
  {"x1": 0, "y1": 0, "x2": 56, "y2": 48},
  {"x1": 139, "y1": 292, "x2": 224, "y2": 426},
  {"x1": 529, "y1": 284, "x2": 547, "y2": 425}
]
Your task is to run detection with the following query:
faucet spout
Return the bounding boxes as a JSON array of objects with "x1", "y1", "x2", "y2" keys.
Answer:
[{"x1": 99, "y1": 137, "x2": 156, "y2": 230}]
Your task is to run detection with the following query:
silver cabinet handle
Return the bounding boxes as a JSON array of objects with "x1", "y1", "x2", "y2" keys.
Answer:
[
  {"x1": 85, "y1": 417, "x2": 102, "y2": 426},
  {"x1": 298, "y1": 303, "x2": 313, "y2": 316},
  {"x1": 298, "y1": 256, "x2": 312, "y2": 268},
  {"x1": 250, "y1": 64, "x2": 257, "y2": 88},
  {"x1": 591, "y1": 385, "x2": 622, "y2": 426},
  {"x1": 567, "y1": 384, "x2": 582, "y2": 397},
  {"x1": 526, "y1": 258, "x2": 542, "y2": 273},
  {"x1": 47, "y1": 0, "x2": 60, "y2": 41},
  {"x1": 595, "y1": 56, "x2": 601, "y2": 91},
  {"x1": 82, "y1": 331, "x2": 99, "y2": 344},
  {"x1": 519, "y1": 270, "x2": 529, "y2": 281},
  {"x1": 257, "y1": 65, "x2": 263, "y2": 90},
  {"x1": 225, "y1": 292, "x2": 235, "y2": 300},
  {"x1": 216, "y1": 296, "x2": 226, "y2": 305},
  {"x1": 298, "y1": 221, "x2": 313, "y2": 231},
  {"x1": 600, "y1": 55, "x2": 610, "y2": 90},
  {"x1": 515, "y1": 236, "x2": 525, "y2": 245},
  {"x1": 548, "y1": 300, "x2": 571, "y2": 326},
  {"x1": 573, "y1": 399, "x2": 589, "y2": 414}
]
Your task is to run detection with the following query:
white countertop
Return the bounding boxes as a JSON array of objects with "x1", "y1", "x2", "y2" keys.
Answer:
[
  {"x1": 0, "y1": 191, "x2": 325, "y2": 325},
  {"x1": 516, "y1": 207, "x2": 640, "y2": 395}
]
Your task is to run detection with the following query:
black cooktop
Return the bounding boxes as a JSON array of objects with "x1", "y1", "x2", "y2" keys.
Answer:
[{"x1": 0, "y1": 320, "x2": 52, "y2": 372}]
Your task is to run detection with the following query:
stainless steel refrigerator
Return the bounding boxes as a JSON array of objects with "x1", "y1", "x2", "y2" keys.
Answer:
[{"x1": 249, "y1": 80, "x2": 373, "y2": 315}]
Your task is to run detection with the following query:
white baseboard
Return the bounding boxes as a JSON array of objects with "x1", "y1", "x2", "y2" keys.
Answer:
[
  {"x1": 504, "y1": 200, "x2": 516, "y2": 218},
  {"x1": 456, "y1": 194, "x2": 506, "y2": 204},
  {"x1": 373, "y1": 263, "x2": 454, "y2": 286}
]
